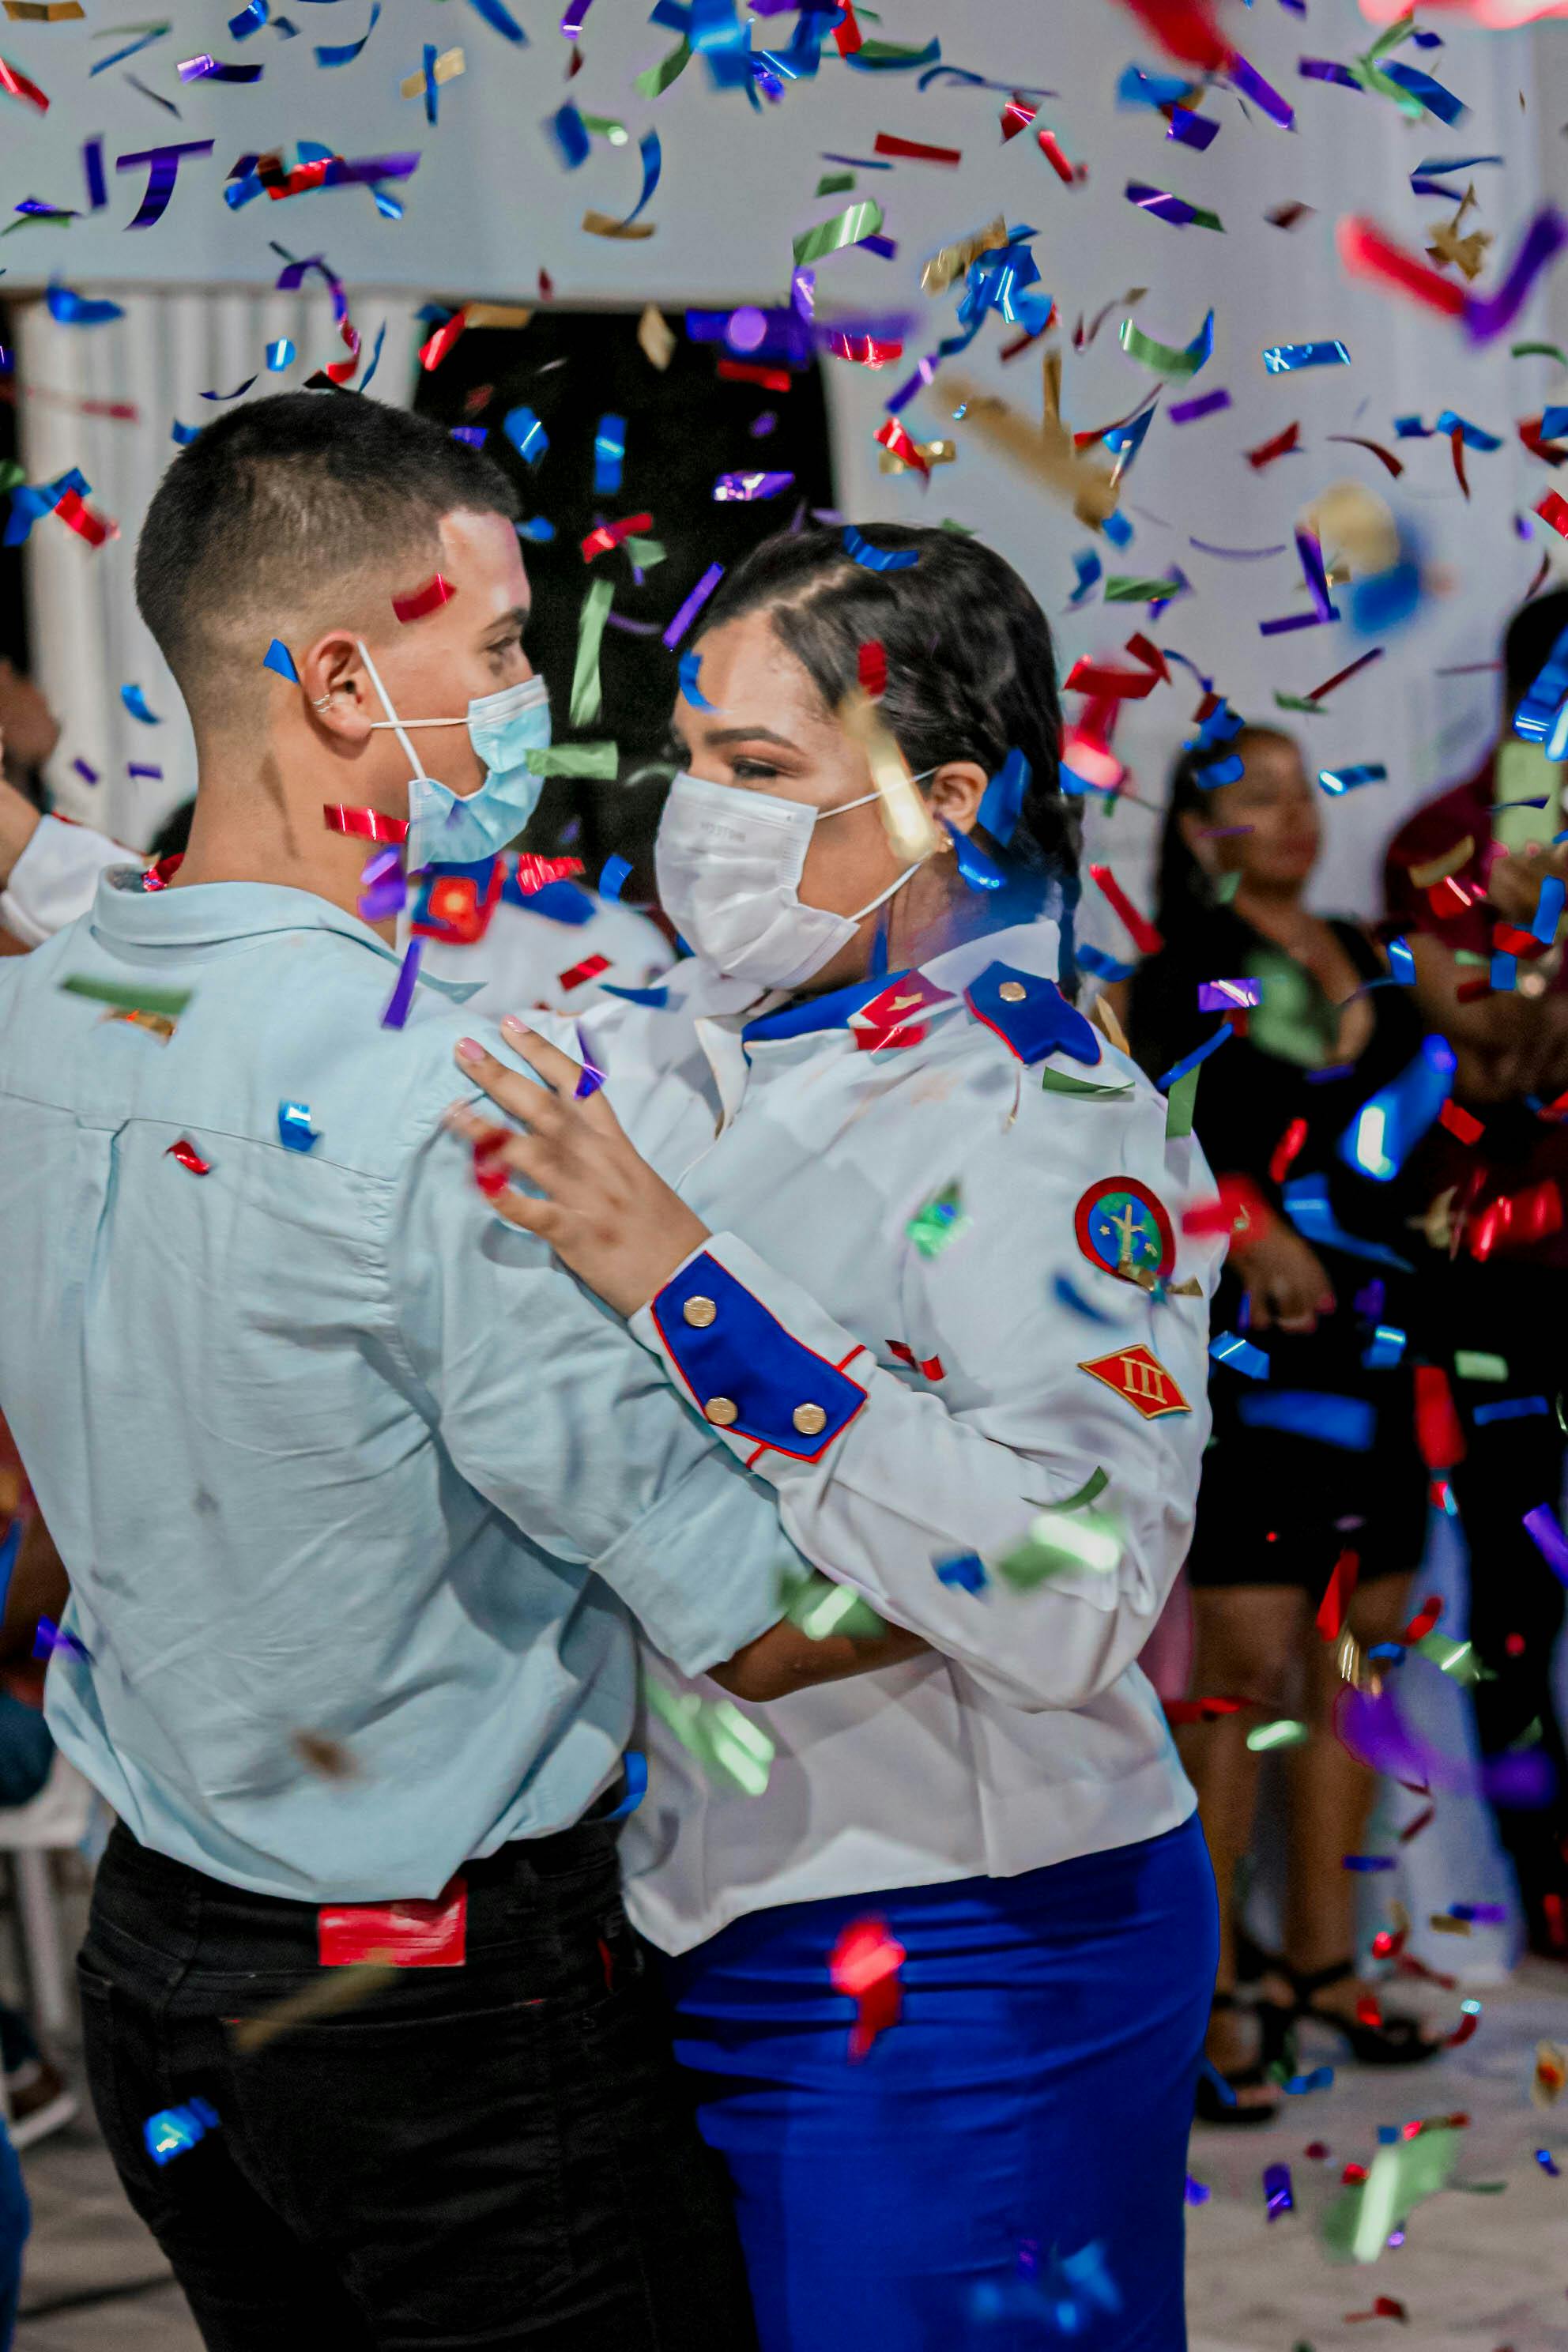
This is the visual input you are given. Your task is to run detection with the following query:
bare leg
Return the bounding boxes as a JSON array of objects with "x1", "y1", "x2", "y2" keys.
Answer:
[
  {"x1": 1177, "y1": 1584, "x2": 1310, "y2": 2102},
  {"x1": 1283, "y1": 1574, "x2": 1438, "y2": 2035}
]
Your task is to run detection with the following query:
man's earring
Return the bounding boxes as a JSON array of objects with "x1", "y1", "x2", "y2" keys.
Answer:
[{"x1": 312, "y1": 691, "x2": 334, "y2": 711}]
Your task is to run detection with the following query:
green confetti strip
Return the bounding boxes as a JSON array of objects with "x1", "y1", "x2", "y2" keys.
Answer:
[
  {"x1": 997, "y1": 1505, "x2": 1122, "y2": 1592},
  {"x1": 1513, "y1": 341, "x2": 1568, "y2": 366},
  {"x1": 644, "y1": 1679, "x2": 775, "y2": 1796},
  {"x1": 815, "y1": 172, "x2": 856, "y2": 198},
  {"x1": 1274, "y1": 694, "x2": 1326, "y2": 714},
  {"x1": 906, "y1": 1180, "x2": 968, "y2": 1259},
  {"x1": 634, "y1": 34, "x2": 690, "y2": 98},
  {"x1": 624, "y1": 535, "x2": 665, "y2": 570},
  {"x1": 1103, "y1": 575, "x2": 1186, "y2": 603},
  {"x1": 792, "y1": 198, "x2": 884, "y2": 268},
  {"x1": 781, "y1": 1571, "x2": 888, "y2": 1642},
  {"x1": 526, "y1": 742, "x2": 619, "y2": 778},
  {"x1": 1118, "y1": 314, "x2": 1214, "y2": 378},
  {"x1": 579, "y1": 114, "x2": 628, "y2": 145},
  {"x1": 1039, "y1": 1068, "x2": 1133, "y2": 1099},
  {"x1": 1164, "y1": 1065, "x2": 1200, "y2": 1138},
  {"x1": 1320, "y1": 2125, "x2": 1460, "y2": 2263},
  {"x1": 569, "y1": 575, "x2": 615, "y2": 728},
  {"x1": 60, "y1": 975, "x2": 193, "y2": 1019},
  {"x1": 1412, "y1": 1630, "x2": 1491, "y2": 1685},
  {"x1": 1453, "y1": 1350, "x2": 1508, "y2": 1381},
  {"x1": 1247, "y1": 1719, "x2": 1310, "y2": 1752},
  {"x1": 1213, "y1": 871, "x2": 1242, "y2": 903},
  {"x1": 1054, "y1": 1466, "x2": 1110, "y2": 1512}
]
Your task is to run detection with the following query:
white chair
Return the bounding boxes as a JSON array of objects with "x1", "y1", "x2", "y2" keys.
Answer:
[{"x1": 0, "y1": 1752, "x2": 96, "y2": 2047}]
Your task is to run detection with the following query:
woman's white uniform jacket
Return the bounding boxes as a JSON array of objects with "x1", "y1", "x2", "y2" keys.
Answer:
[{"x1": 561, "y1": 916, "x2": 1224, "y2": 1955}]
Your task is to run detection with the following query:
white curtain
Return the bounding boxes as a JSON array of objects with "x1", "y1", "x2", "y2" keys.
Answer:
[{"x1": 16, "y1": 288, "x2": 424, "y2": 849}]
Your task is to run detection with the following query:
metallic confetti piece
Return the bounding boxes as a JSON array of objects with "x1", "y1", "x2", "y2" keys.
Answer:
[
  {"x1": 1198, "y1": 978, "x2": 1262, "y2": 1012},
  {"x1": 1126, "y1": 181, "x2": 1223, "y2": 232},
  {"x1": 597, "y1": 853, "x2": 631, "y2": 903},
  {"x1": 781, "y1": 1571, "x2": 887, "y2": 1642},
  {"x1": 840, "y1": 684, "x2": 940, "y2": 865},
  {"x1": 326, "y1": 805, "x2": 408, "y2": 846},
  {"x1": 997, "y1": 1506, "x2": 1122, "y2": 1590},
  {"x1": 318, "y1": 4, "x2": 381, "y2": 67},
  {"x1": 593, "y1": 413, "x2": 625, "y2": 496},
  {"x1": 167, "y1": 1137, "x2": 212, "y2": 1175},
  {"x1": 1264, "y1": 340, "x2": 1351, "y2": 373},
  {"x1": 637, "y1": 303, "x2": 675, "y2": 369},
  {"x1": 503, "y1": 405, "x2": 548, "y2": 466},
  {"x1": 935, "y1": 1551, "x2": 987, "y2": 1595},
  {"x1": 677, "y1": 647, "x2": 716, "y2": 711},
  {"x1": 62, "y1": 974, "x2": 192, "y2": 1019},
  {"x1": 569, "y1": 576, "x2": 614, "y2": 727},
  {"x1": 523, "y1": 744, "x2": 617, "y2": 779},
  {"x1": 177, "y1": 52, "x2": 262, "y2": 81},
  {"x1": 1169, "y1": 387, "x2": 1231, "y2": 424},
  {"x1": 392, "y1": 574, "x2": 455, "y2": 624},
  {"x1": 1120, "y1": 307, "x2": 1215, "y2": 379},
  {"x1": 277, "y1": 1102, "x2": 318, "y2": 1152},
  {"x1": 714, "y1": 470, "x2": 794, "y2": 501},
  {"x1": 1089, "y1": 864, "x2": 1163, "y2": 956},
  {"x1": 873, "y1": 130, "x2": 959, "y2": 166},
  {"x1": 47, "y1": 280, "x2": 122, "y2": 327},
  {"x1": 356, "y1": 846, "x2": 405, "y2": 925},
  {"x1": 662, "y1": 560, "x2": 724, "y2": 648},
  {"x1": 89, "y1": 22, "x2": 168, "y2": 76},
  {"x1": 381, "y1": 940, "x2": 421, "y2": 1030},
  {"x1": 1323, "y1": 2124, "x2": 1461, "y2": 2264},
  {"x1": 581, "y1": 513, "x2": 653, "y2": 561},
  {"x1": 1523, "y1": 1504, "x2": 1568, "y2": 1585},
  {"x1": 644, "y1": 1678, "x2": 774, "y2": 1796},
  {"x1": 145, "y1": 2098, "x2": 219, "y2": 2165},
  {"x1": 1248, "y1": 1719, "x2": 1310, "y2": 1753},
  {"x1": 792, "y1": 198, "x2": 883, "y2": 267},
  {"x1": 906, "y1": 1181, "x2": 968, "y2": 1260},
  {"x1": 233, "y1": 1962, "x2": 398, "y2": 2052},
  {"x1": 1212, "y1": 1333, "x2": 1270, "y2": 1380},
  {"x1": 33, "y1": 1615, "x2": 91, "y2": 1663},
  {"x1": 830, "y1": 1914, "x2": 904, "y2": 2060},
  {"x1": 1319, "y1": 763, "x2": 1389, "y2": 797},
  {"x1": 262, "y1": 637, "x2": 298, "y2": 683},
  {"x1": 1265, "y1": 2162, "x2": 1295, "y2": 2218}
]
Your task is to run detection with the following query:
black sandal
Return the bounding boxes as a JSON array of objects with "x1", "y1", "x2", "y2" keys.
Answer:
[
  {"x1": 1290, "y1": 1958, "x2": 1443, "y2": 2067},
  {"x1": 1193, "y1": 1989, "x2": 1295, "y2": 2125}
]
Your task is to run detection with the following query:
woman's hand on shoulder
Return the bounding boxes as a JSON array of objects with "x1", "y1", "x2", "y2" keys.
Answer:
[{"x1": 447, "y1": 1020, "x2": 711, "y2": 1318}]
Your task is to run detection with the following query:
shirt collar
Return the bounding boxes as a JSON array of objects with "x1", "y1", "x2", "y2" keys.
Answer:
[
  {"x1": 741, "y1": 967, "x2": 911, "y2": 1046},
  {"x1": 89, "y1": 869, "x2": 480, "y2": 1002},
  {"x1": 736, "y1": 915, "x2": 1063, "y2": 1048}
]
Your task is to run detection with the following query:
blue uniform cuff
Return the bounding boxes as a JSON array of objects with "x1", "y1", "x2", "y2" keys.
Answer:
[{"x1": 647, "y1": 1250, "x2": 868, "y2": 1464}]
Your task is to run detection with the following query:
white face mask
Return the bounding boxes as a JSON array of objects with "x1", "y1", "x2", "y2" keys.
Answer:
[
  {"x1": 654, "y1": 769, "x2": 928, "y2": 990},
  {"x1": 357, "y1": 639, "x2": 552, "y2": 873}
]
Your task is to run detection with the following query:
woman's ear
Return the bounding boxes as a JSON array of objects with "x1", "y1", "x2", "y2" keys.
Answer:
[
  {"x1": 926, "y1": 759, "x2": 988, "y2": 837},
  {"x1": 1177, "y1": 805, "x2": 1219, "y2": 876},
  {"x1": 299, "y1": 631, "x2": 378, "y2": 744}
]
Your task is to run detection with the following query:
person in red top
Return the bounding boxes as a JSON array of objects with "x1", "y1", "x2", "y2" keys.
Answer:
[{"x1": 1384, "y1": 587, "x2": 1568, "y2": 1960}]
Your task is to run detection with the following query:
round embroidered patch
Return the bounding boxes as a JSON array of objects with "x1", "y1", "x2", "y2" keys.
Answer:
[{"x1": 1074, "y1": 1178, "x2": 1175, "y2": 1284}]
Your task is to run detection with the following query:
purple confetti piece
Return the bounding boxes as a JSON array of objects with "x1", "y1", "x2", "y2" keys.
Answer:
[
  {"x1": 1524, "y1": 1502, "x2": 1568, "y2": 1585},
  {"x1": 1229, "y1": 50, "x2": 1295, "y2": 127},
  {"x1": 1198, "y1": 978, "x2": 1263, "y2": 1012},
  {"x1": 1299, "y1": 58, "x2": 1363, "y2": 90},
  {"x1": 116, "y1": 139, "x2": 215, "y2": 229},
  {"x1": 1264, "y1": 2163, "x2": 1294, "y2": 2219},
  {"x1": 127, "y1": 763, "x2": 164, "y2": 780},
  {"x1": 1191, "y1": 536, "x2": 1288, "y2": 560},
  {"x1": 1167, "y1": 107, "x2": 1219, "y2": 151},
  {"x1": 71, "y1": 757, "x2": 100, "y2": 786},
  {"x1": 83, "y1": 137, "x2": 107, "y2": 212},
  {"x1": 381, "y1": 938, "x2": 422, "y2": 1030},
  {"x1": 357, "y1": 845, "x2": 405, "y2": 924},
  {"x1": 713, "y1": 471, "x2": 795, "y2": 501},
  {"x1": 33, "y1": 1616, "x2": 92, "y2": 1664},
  {"x1": 573, "y1": 1027, "x2": 606, "y2": 1099},
  {"x1": 177, "y1": 54, "x2": 264, "y2": 82},
  {"x1": 560, "y1": 0, "x2": 594, "y2": 32},
  {"x1": 1169, "y1": 387, "x2": 1231, "y2": 425},
  {"x1": 1463, "y1": 206, "x2": 1568, "y2": 346},
  {"x1": 604, "y1": 613, "x2": 662, "y2": 636},
  {"x1": 1127, "y1": 182, "x2": 1202, "y2": 228},
  {"x1": 1297, "y1": 527, "x2": 1339, "y2": 623},
  {"x1": 662, "y1": 561, "x2": 725, "y2": 650}
]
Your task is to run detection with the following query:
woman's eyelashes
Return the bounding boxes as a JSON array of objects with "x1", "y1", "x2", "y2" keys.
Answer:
[{"x1": 729, "y1": 756, "x2": 786, "y2": 782}]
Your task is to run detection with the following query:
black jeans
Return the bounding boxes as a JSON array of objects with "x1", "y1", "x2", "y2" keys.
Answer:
[{"x1": 77, "y1": 1821, "x2": 757, "y2": 2350}]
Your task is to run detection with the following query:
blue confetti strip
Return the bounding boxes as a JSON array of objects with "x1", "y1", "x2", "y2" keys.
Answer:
[
  {"x1": 277, "y1": 1102, "x2": 318, "y2": 1152},
  {"x1": 1262, "y1": 340, "x2": 1350, "y2": 372},
  {"x1": 0, "y1": 1519, "x2": 20, "y2": 1622},
  {"x1": 262, "y1": 638, "x2": 298, "y2": 682},
  {"x1": 1075, "y1": 942, "x2": 1134, "y2": 984},
  {"x1": 1211, "y1": 1333, "x2": 1269, "y2": 1380},
  {"x1": 678, "y1": 648, "x2": 718, "y2": 710},
  {"x1": 977, "y1": 747, "x2": 1030, "y2": 846},
  {"x1": 1474, "y1": 1395, "x2": 1549, "y2": 1425},
  {"x1": 594, "y1": 413, "x2": 626, "y2": 496},
  {"x1": 1318, "y1": 763, "x2": 1388, "y2": 796},
  {"x1": 1362, "y1": 1324, "x2": 1407, "y2": 1370},
  {"x1": 1155, "y1": 1021, "x2": 1233, "y2": 1093},
  {"x1": 598, "y1": 853, "x2": 631, "y2": 902},
  {"x1": 120, "y1": 684, "x2": 161, "y2": 725},
  {"x1": 935, "y1": 1551, "x2": 988, "y2": 1595},
  {"x1": 46, "y1": 280, "x2": 123, "y2": 326},
  {"x1": 1236, "y1": 1389, "x2": 1375, "y2": 1450},
  {"x1": 503, "y1": 405, "x2": 548, "y2": 466},
  {"x1": 1340, "y1": 1033, "x2": 1456, "y2": 1182},
  {"x1": 842, "y1": 525, "x2": 917, "y2": 572},
  {"x1": 266, "y1": 337, "x2": 294, "y2": 371},
  {"x1": 605, "y1": 1751, "x2": 647, "y2": 1818},
  {"x1": 547, "y1": 102, "x2": 590, "y2": 170},
  {"x1": 1387, "y1": 936, "x2": 1416, "y2": 986},
  {"x1": 466, "y1": 0, "x2": 528, "y2": 38},
  {"x1": 381, "y1": 939, "x2": 422, "y2": 1030},
  {"x1": 145, "y1": 2098, "x2": 220, "y2": 2165},
  {"x1": 315, "y1": 2, "x2": 379, "y2": 66}
]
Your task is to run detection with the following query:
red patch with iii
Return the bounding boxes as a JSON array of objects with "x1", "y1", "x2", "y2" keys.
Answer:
[{"x1": 318, "y1": 1875, "x2": 468, "y2": 1967}]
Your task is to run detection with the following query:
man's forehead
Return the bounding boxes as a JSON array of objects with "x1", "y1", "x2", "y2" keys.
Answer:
[{"x1": 435, "y1": 507, "x2": 530, "y2": 614}]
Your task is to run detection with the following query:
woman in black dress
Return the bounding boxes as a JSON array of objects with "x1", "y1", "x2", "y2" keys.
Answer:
[{"x1": 1124, "y1": 724, "x2": 1443, "y2": 2121}]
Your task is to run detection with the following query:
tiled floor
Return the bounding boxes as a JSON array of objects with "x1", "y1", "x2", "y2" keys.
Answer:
[{"x1": 9, "y1": 1954, "x2": 1565, "y2": 2349}]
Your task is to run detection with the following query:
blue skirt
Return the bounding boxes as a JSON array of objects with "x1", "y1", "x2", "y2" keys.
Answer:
[{"x1": 659, "y1": 1814, "x2": 1217, "y2": 2352}]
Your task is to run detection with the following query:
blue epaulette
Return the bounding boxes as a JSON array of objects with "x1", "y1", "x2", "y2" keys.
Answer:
[{"x1": 963, "y1": 961, "x2": 1101, "y2": 1068}]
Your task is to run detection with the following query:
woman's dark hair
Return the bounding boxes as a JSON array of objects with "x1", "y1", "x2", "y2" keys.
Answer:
[
  {"x1": 696, "y1": 522, "x2": 1075, "y2": 886},
  {"x1": 1152, "y1": 721, "x2": 1295, "y2": 950}
]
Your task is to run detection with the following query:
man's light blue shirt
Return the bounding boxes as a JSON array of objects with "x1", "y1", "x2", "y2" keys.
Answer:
[{"x1": 0, "y1": 870, "x2": 788, "y2": 1901}]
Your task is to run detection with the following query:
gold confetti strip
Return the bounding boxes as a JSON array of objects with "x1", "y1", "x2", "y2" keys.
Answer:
[
  {"x1": 582, "y1": 210, "x2": 656, "y2": 240},
  {"x1": 291, "y1": 1729, "x2": 360, "y2": 1781},
  {"x1": 232, "y1": 1961, "x2": 398, "y2": 2054},
  {"x1": 399, "y1": 43, "x2": 463, "y2": 96},
  {"x1": 462, "y1": 301, "x2": 533, "y2": 330},
  {"x1": 637, "y1": 303, "x2": 676, "y2": 371},
  {"x1": 1090, "y1": 993, "x2": 1132, "y2": 1054},
  {"x1": 1408, "y1": 836, "x2": 1475, "y2": 891},
  {"x1": 104, "y1": 1007, "x2": 176, "y2": 1043},
  {"x1": 1533, "y1": 2037, "x2": 1566, "y2": 2106},
  {"x1": 3, "y1": 2, "x2": 85, "y2": 16},
  {"x1": 920, "y1": 213, "x2": 1008, "y2": 296},
  {"x1": 839, "y1": 685, "x2": 942, "y2": 866},
  {"x1": 944, "y1": 352, "x2": 1120, "y2": 533}
]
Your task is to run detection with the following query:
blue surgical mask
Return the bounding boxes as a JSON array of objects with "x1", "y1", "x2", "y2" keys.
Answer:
[{"x1": 357, "y1": 639, "x2": 552, "y2": 873}]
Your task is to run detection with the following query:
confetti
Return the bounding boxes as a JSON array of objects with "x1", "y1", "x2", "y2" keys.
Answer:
[
  {"x1": 714, "y1": 471, "x2": 794, "y2": 501},
  {"x1": 326, "y1": 805, "x2": 408, "y2": 846},
  {"x1": 1522, "y1": 1503, "x2": 1568, "y2": 1585},
  {"x1": 662, "y1": 561, "x2": 724, "y2": 649},
  {"x1": 1169, "y1": 388, "x2": 1231, "y2": 424},
  {"x1": 119, "y1": 681, "x2": 160, "y2": 722},
  {"x1": 906, "y1": 1181, "x2": 968, "y2": 1259},
  {"x1": 232, "y1": 1963, "x2": 399, "y2": 2052},
  {"x1": 1249, "y1": 1719, "x2": 1310, "y2": 1752},
  {"x1": 380, "y1": 940, "x2": 422, "y2": 1030},
  {"x1": 1264, "y1": 341, "x2": 1351, "y2": 373},
  {"x1": 1212, "y1": 1333, "x2": 1270, "y2": 1380},
  {"x1": 262, "y1": 638, "x2": 298, "y2": 682},
  {"x1": 644, "y1": 1679, "x2": 775, "y2": 1796},
  {"x1": 166, "y1": 1137, "x2": 212, "y2": 1175},
  {"x1": 569, "y1": 576, "x2": 614, "y2": 726},
  {"x1": 791, "y1": 198, "x2": 883, "y2": 267},
  {"x1": 61, "y1": 974, "x2": 191, "y2": 1018},
  {"x1": 581, "y1": 513, "x2": 653, "y2": 561},
  {"x1": 1320, "y1": 763, "x2": 1389, "y2": 796},
  {"x1": 145, "y1": 2098, "x2": 219, "y2": 2165},
  {"x1": 829, "y1": 1916, "x2": 904, "y2": 2060},
  {"x1": 637, "y1": 303, "x2": 675, "y2": 368},
  {"x1": 277, "y1": 1102, "x2": 318, "y2": 1152},
  {"x1": 392, "y1": 574, "x2": 455, "y2": 624},
  {"x1": 1088, "y1": 864, "x2": 1163, "y2": 956}
]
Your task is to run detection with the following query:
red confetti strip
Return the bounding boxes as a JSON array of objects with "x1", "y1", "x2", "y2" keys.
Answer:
[
  {"x1": 166, "y1": 1137, "x2": 211, "y2": 1175},
  {"x1": 1518, "y1": 413, "x2": 1568, "y2": 466},
  {"x1": 557, "y1": 952, "x2": 611, "y2": 992},
  {"x1": 1450, "y1": 424, "x2": 1471, "y2": 501},
  {"x1": 1182, "y1": 1174, "x2": 1270, "y2": 1245},
  {"x1": 580, "y1": 512, "x2": 654, "y2": 562},
  {"x1": 829, "y1": 1916, "x2": 905, "y2": 2061},
  {"x1": 833, "y1": 0, "x2": 863, "y2": 57},
  {"x1": 1327, "y1": 433, "x2": 1405, "y2": 480},
  {"x1": 1397, "y1": 1802, "x2": 1435, "y2": 1844},
  {"x1": 1089, "y1": 862, "x2": 1163, "y2": 956},
  {"x1": 1246, "y1": 420, "x2": 1302, "y2": 471},
  {"x1": 1163, "y1": 1695, "x2": 1250, "y2": 1723},
  {"x1": 392, "y1": 573, "x2": 456, "y2": 624},
  {"x1": 419, "y1": 311, "x2": 467, "y2": 371},
  {"x1": 1344, "y1": 2297, "x2": 1408, "y2": 2324},
  {"x1": 53, "y1": 488, "x2": 119, "y2": 548},
  {"x1": 1402, "y1": 1594, "x2": 1444, "y2": 1643},
  {"x1": 0, "y1": 54, "x2": 48, "y2": 111},
  {"x1": 1114, "y1": 0, "x2": 1231, "y2": 70},
  {"x1": 1445, "y1": 2004, "x2": 1481, "y2": 2049},
  {"x1": 1536, "y1": 489, "x2": 1568, "y2": 538},
  {"x1": 873, "y1": 132, "x2": 960, "y2": 167},
  {"x1": 858, "y1": 639, "x2": 888, "y2": 697},
  {"x1": 1037, "y1": 127, "x2": 1081, "y2": 184},
  {"x1": 142, "y1": 851, "x2": 184, "y2": 892},
  {"x1": 1063, "y1": 657, "x2": 1160, "y2": 700},
  {"x1": 1439, "y1": 1099, "x2": 1484, "y2": 1144},
  {"x1": 324, "y1": 804, "x2": 409, "y2": 844},
  {"x1": 1317, "y1": 1547, "x2": 1359, "y2": 1642},
  {"x1": 1000, "y1": 97, "x2": 1036, "y2": 141},
  {"x1": 1268, "y1": 1115, "x2": 1309, "y2": 1186},
  {"x1": 470, "y1": 1123, "x2": 511, "y2": 1200},
  {"x1": 511, "y1": 853, "x2": 586, "y2": 895},
  {"x1": 1306, "y1": 647, "x2": 1386, "y2": 704},
  {"x1": 1415, "y1": 1365, "x2": 1467, "y2": 1472},
  {"x1": 1337, "y1": 217, "x2": 1468, "y2": 323},
  {"x1": 874, "y1": 416, "x2": 929, "y2": 473},
  {"x1": 718, "y1": 359, "x2": 793, "y2": 391}
]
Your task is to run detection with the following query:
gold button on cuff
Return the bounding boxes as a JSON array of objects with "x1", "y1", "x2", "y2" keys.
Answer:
[
  {"x1": 704, "y1": 1396, "x2": 739, "y2": 1427},
  {"x1": 792, "y1": 1402, "x2": 827, "y2": 1437},
  {"x1": 998, "y1": 979, "x2": 1027, "y2": 1003},
  {"x1": 683, "y1": 1295, "x2": 717, "y2": 1328}
]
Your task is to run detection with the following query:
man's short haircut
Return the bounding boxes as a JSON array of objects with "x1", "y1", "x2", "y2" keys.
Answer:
[{"x1": 134, "y1": 391, "x2": 518, "y2": 728}]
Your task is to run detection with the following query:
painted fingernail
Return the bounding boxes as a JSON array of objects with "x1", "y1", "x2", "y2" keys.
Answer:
[
  {"x1": 499, "y1": 1013, "x2": 526, "y2": 1038},
  {"x1": 454, "y1": 1037, "x2": 482, "y2": 1062}
]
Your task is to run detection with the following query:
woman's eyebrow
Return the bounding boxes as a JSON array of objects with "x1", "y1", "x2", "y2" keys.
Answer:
[{"x1": 701, "y1": 726, "x2": 800, "y2": 751}]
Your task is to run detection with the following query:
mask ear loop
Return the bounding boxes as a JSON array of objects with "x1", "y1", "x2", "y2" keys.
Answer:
[{"x1": 356, "y1": 639, "x2": 428, "y2": 780}]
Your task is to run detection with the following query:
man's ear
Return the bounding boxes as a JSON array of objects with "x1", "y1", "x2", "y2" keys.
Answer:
[
  {"x1": 298, "y1": 632, "x2": 379, "y2": 744},
  {"x1": 926, "y1": 759, "x2": 988, "y2": 837}
]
